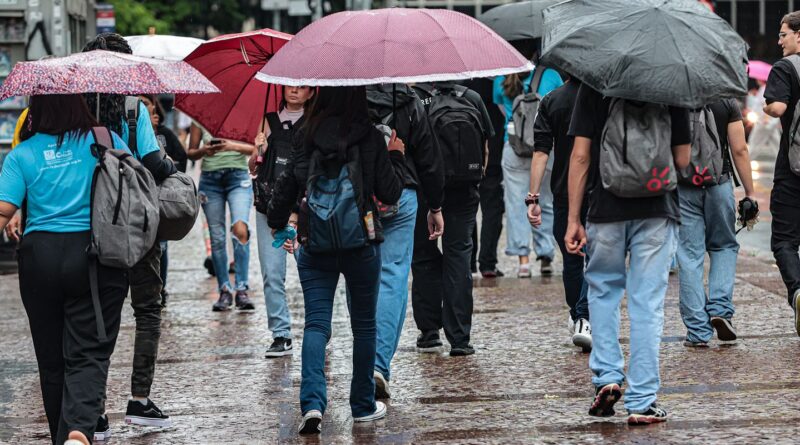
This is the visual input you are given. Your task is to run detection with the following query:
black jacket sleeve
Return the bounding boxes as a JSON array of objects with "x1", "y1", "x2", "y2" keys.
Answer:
[
  {"x1": 141, "y1": 151, "x2": 177, "y2": 183},
  {"x1": 372, "y1": 133, "x2": 406, "y2": 206},
  {"x1": 408, "y1": 100, "x2": 444, "y2": 208},
  {"x1": 267, "y1": 133, "x2": 309, "y2": 230},
  {"x1": 533, "y1": 95, "x2": 555, "y2": 155}
]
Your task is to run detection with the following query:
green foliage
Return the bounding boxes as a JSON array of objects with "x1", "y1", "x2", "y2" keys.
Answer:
[
  {"x1": 105, "y1": 0, "x2": 170, "y2": 36},
  {"x1": 106, "y1": 0, "x2": 260, "y2": 37}
]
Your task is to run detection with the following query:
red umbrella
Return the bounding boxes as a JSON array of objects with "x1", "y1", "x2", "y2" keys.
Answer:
[
  {"x1": 256, "y1": 8, "x2": 531, "y2": 86},
  {"x1": 0, "y1": 50, "x2": 219, "y2": 100},
  {"x1": 174, "y1": 28, "x2": 292, "y2": 144}
]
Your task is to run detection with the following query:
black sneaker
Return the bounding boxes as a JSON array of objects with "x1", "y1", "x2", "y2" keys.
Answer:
[
  {"x1": 235, "y1": 290, "x2": 255, "y2": 311},
  {"x1": 125, "y1": 399, "x2": 171, "y2": 427},
  {"x1": 416, "y1": 331, "x2": 443, "y2": 353},
  {"x1": 449, "y1": 345, "x2": 475, "y2": 356},
  {"x1": 539, "y1": 257, "x2": 554, "y2": 276},
  {"x1": 298, "y1": 410, "x2": 322, "y2": 434},
  {"x1": 683, "y1": 340, "x2": 709, "y2": 348},
  {"x1": 160, "y1": 289, "x2": 169, "y2": 310},
  {"x1": 588, "y1": 383, "x2": 622, "y2": 417},
  {"x1": 212, "y1": 290, "x2": 233, "y2": 311},
  {"x1": 710, "y1": 317, "x2": 737, "y2": 341},
  {"x1": 480, "y1": 269, "x2": 505, "y2": 278},
  {"x1": 203, "y1": 256, "x2": 215, "y2": 276},
  {"x1": 94, "y1": 414, "x2": 111, "y2": 441},
  {"x1": 628, "y1": 403, "x2": 668, "y2": 425},
  {"x1": 265, "y1": 337, "x2": 293, "y2": 358}
]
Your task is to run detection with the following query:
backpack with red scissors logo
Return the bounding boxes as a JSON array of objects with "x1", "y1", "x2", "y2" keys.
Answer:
[
  {"x1": 678, "y1": 107, "x2": 723, "y2": 187},
  {"x1": 600, "y1": 98, "x2": 677, "y2": 198}
]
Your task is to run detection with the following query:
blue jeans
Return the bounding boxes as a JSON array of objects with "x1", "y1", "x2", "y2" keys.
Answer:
[
  {"x1": 501, "y1": 142, "x2": 555, "y2": 259},
  {"x1": 198, "y1": 168, "x2": 253, "y2": 292},
  {"x1": 585, "y1": 218, "x2": 677, "y2": 413},
  {"x1": 297, "y1": 244, "x2": 381, "y2": 418},
  {"x1": 374, "y1": 189, "x2": 417, "y2": 381},
  {"x1": 677, "y1": 182, "x2": 738, "y2": 343},
  {"x1": 255, "y1": 212, "x2": 293, "y2": 339}
]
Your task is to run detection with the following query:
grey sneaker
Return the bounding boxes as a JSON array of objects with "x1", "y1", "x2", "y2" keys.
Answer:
[
  {"x1": 353, "y1": 401, "x2": 387, "y2": 423},
  {"x1": 212, "y1": 290, "x2": 233, "y2": 311},
  {"x1": 683, "y1": 340, "x2": 709, "y2": 348},
  {"x1": 710, "y1": 316, "x2": 737, "y2": 341},
  {"x1": 374, "y1": 370, "x2": 390, "y2": 399},
  {"x1": 628, "y1": 403, "x2": 668, "y2": 425},
  {"x1": 298, "y1": 410, "x2": 322, "y2": 434}
]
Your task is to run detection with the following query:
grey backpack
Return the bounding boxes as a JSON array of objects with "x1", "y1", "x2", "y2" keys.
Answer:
[
  {"x1": 88, "y1": 127, "x2": 160, "y2": 340},
  {"x1": 124, "y1": 97, "x2": 199, "y2": 240},
  {"x1": 600, "y1": 99, "x2": 676, "y2": 198},
  {"x1": 508, "y1": 65, "x2": 545, "y2": 158},
  {"x1": 679, "y1": 107, "x2": 723, "y2": 187},
  {"x1": 784, "y1": 55, "x2": 800, "y2": 175}
]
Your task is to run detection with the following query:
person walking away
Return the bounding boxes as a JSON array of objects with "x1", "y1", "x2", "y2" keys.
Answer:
[
  {"x1": 763, "y1": 11, "x2": 800, "y2": 336},
  {"x1": 411, "y1": 81, "x2": 494, "y2": 356},
  {"x1": 566, "y1": 84, "x2": 690, "y2": 424},
  {"x1": 677, "y1": 99, "x2": 756, "y2": 347},
  {"x1": 249, "y1": 85, "x2": 315, "y2": 358},
  {"x1": 366, "y1": 83, "x2": 444, "y2": 398},
  {"x1": 464, "y1": 77, "x2": 507, "y2": 278},
  {"x1": 139, "y1": 94, "x2": 188, "y2": 309},
  {"x1": 188, "y1": 128, "x2": 256, "y2": 312},
  {"x1": 0, "y1": 94, "x2": 131, "y2": 445},
  {"x1": 266, "y1": 86, "x2": 406, "y2": 434},
  {"x1": 83, "y1": 33, "x2": 177, "y2": 437},
  {"x1": 527, "y1": 76, "x2": 591, "y2": 350},
  {"x1": 494, "y1": 43, "x2": 562, "y2": 278}
]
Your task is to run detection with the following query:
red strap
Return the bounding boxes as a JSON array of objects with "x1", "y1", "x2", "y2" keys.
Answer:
[{"x1": 91, "y1": 126, "x2": 114, "y2": 149}]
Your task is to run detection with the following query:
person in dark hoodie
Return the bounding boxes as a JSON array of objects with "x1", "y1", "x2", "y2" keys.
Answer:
[
  {"x1": 266, "y1": 86, "x2": 407, "y2": 435},
  {"x1": 365, "y1": 84, "x2": 444, "y2": 399}
]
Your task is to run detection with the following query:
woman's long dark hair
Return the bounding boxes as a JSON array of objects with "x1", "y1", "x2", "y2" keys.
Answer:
[
  {"x1": 82, "y1": 33, "x2": 133, "y2": 136},
  {"x1": 303, "y1": 86, "x2": 369, "y2": 148},
  {"x1": 502, "y1": 39, "x2": 540, "y2": 99},
  {"x1": 21, "y1": 94, "x2": 99, "y2": 144}
]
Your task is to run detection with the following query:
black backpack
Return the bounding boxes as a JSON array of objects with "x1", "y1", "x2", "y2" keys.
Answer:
[
  {"x1": 254, "y1": 112, "x2": 303, "y2": 214},
  {"x1": 416, "y1": 84, "x2": 485, "y2": 184}
]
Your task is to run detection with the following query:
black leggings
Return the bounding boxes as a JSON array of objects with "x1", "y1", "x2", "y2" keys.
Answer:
[{"x1": 17, "y1": 231, "x2": 128, "y2": 444}]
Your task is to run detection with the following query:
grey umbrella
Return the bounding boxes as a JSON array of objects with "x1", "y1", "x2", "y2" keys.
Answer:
[
  {"x1": 540, "y1": 0, "x2": 748, "y2": 108},
  {"x1": 478, "y1": 0, "x2": 560, "y2": 41}
]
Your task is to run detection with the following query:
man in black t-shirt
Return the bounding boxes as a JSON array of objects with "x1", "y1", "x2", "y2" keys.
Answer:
[
  {"x1": 676, "y1": 100, "x2": 756, "y2": 347},
  {"x1": 410, "y1": 82, "x2": 495, "y2": 356},
  {"x1": 764, "y1": 11, "x2": 800, "y2": 336},
  {"x1": 566, "y1": 84, "x2": 691, "y2": 424},
  {"x1": 528, "y1": 78, "x2": 591, "y2": 351}
]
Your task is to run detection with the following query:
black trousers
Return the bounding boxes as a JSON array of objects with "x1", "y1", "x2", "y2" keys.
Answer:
[
  {"x1": 476, "y1": 168, "x2": 504, "y2": 273},
  {"x1": 18, "y1": 231, "x2": 127, "y2": 444},
  {"x1": 553, "y1": 206, "x2": 590, "y2": 321},
  {"x1": 770, "y1": 192, "x2": 800, "y2": 305},
  {"x1": 412, "y1": 185, "x2": 480, "y2": 347},
  {"x1": 129, "y1": 241, "x2": 163, "y2": 398}
]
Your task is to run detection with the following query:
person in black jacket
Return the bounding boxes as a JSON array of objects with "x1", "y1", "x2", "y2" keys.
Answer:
[
  {"x1": 366, "y1": 84, "x2": 444, "y2": 398},
  {"x1": 266, "y1": 86, "x2": 406, "y2": 434}
]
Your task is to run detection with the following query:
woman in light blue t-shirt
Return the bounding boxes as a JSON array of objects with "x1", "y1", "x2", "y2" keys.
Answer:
[{"x1": 0, "y1": 94, "x2": 130, "y2": 445}]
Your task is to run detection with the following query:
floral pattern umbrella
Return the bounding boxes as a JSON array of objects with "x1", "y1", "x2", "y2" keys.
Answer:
[{"x1": 0, "y1": 50, "x2": 219, "y2": 100}]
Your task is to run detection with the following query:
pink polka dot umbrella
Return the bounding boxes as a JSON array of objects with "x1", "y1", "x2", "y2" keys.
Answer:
[{"x1": 0, "y1": 50, "x2": 220, "y2": 100}]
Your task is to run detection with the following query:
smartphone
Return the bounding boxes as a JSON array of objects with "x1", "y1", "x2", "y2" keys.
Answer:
[{"x1": 209, "y1": 138, "x2": 223, "y2": 146}]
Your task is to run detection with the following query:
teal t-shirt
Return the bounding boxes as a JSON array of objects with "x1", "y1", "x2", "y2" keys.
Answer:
[
  {"x1": 121, "y1": 102, "x2": 160, "y2": 161},
  {"x1": 493, "y1": 67, "x2": 563, "y2": 141},
  {"x1": 0, "y1": 131, "x2": 129, "y2": 234}
]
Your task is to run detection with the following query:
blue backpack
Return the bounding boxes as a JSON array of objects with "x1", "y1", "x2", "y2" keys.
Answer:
[{"x1": 304, "y1": 143, "x2": 373, "y2": 253}]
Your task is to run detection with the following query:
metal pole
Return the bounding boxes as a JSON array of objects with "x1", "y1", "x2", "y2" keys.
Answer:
[{"x1": 272, "y1": 10, "x2": 281, "y2": 32}]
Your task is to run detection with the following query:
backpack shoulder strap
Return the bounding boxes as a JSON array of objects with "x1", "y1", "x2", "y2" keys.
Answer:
[
  {"x1": 451, "y1": 85, "x2": 468, "y2": 98},
  {"x1": 91, "y1": 126, "x2": 115, "y2": 150},
  {"x1": 124, "y1": 96, "x2": 140, "y2": 157},
  {"x1": 530, "y1": 65, "x2": 546, "y2": 96},
  {"x1": 266, "y1": 112, "x2": 282, "y2": 134},
  {"x1": 787, "y1": 54, "x2": 800, "y2": 82}
]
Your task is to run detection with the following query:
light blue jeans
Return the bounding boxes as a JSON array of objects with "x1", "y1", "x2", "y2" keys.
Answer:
[
  {"x1": 255, "y1": 212, "x2": 293, "y2": 340},
  {"x1": 585, "y1": 218, "x2": 677, "y2": 413},
  {"x1": 374, "y1": 189, "x2": 418, "y2": 381},
  {"x1": 676, "y1": 182, "x2": 738, "y2": 343},
  {"x1": 198, "y1": 168, "x2": 253, "y2": 292},
  {"x1": 501, "y1": 142, "x2": 555, "y2": 259}
]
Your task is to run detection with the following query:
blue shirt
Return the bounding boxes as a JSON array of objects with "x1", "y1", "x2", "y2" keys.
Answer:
[
  {"x1": 0, "y1": 131, "x2": 129, "y2": 234},
  {"x1": 120, "y1": 102, "x2": 160, "y2": 160},
  {"x1": 493, "y1": 67, "x2": 564, "y2": 141}
]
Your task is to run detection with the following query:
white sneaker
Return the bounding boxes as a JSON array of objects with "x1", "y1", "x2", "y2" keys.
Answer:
[
  {"x1": 518, "y1": 263, "x2": 531, "y2": 278},
  {"x1": 298, "y1": 410, "x2": 322, "y2": 434},
  {"x1": 353, "y1": 401, "x2": 387, "y2": 423},
  {"x1": 572, "y1": 319, "x2": 592, "y2": 351},
  {"x1": 567, "y1": 316, "x2": 575, "y2": 335},
  {"x1": 374, "y1": 371, "x2": 391, "y2": 399},
  {"x1": 64, "y1": 441, "x2": 85, "y2": 445}
]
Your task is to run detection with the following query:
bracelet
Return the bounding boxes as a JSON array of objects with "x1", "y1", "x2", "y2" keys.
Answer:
[
  {"x1": 429, "y1": 207, "x2": 442, "y2": 214},
  {"x1": 525, "y1": 193, "x2": 540, "y2": 206}
]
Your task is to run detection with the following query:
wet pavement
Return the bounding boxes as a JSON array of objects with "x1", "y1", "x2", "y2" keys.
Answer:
[{"x1": 1, "y1": 168, "x2": 800, "y2": 444}]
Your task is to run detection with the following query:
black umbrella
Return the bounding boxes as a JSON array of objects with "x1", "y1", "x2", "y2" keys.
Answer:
[
  {"x1": 478, "y1": 0, "x2": 560, "y2": 41},
  {"x1": 540, "y1": 0, "x2": 748, "y2": 108}
]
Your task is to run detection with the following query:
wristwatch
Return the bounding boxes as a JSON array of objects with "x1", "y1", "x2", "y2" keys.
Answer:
[{"x1": 525, "y1": 193, "x2": 540, "y2": 206}]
